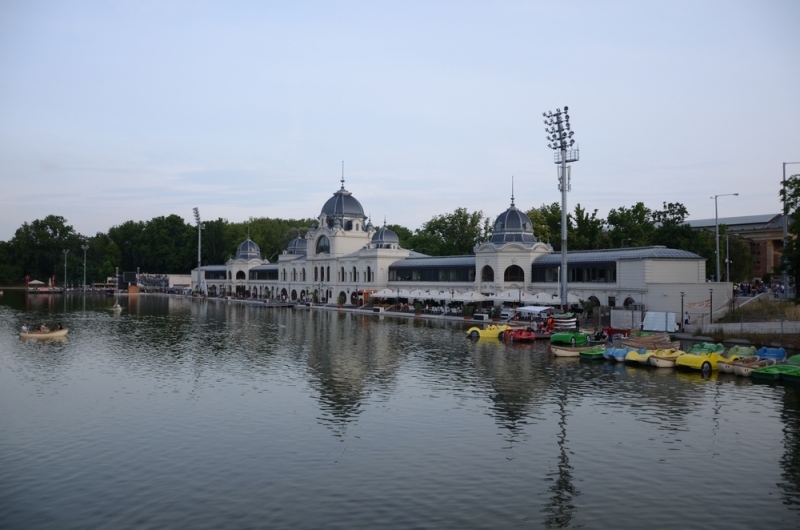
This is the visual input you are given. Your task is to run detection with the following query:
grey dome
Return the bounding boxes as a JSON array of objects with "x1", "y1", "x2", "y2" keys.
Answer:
[
  {"x1": 321, "y1": 187, "x2": 366, "y2": 219},
  {"x1": 491, "y1": 204, "x2": 537, "y2": 244},
  {"x1": 286, "y1": 237, "x2": 307, "y2": 255},
  {"x1": 372, "y1": 223, "x2": 400, "y2": 248},
  {"x1": 235, "y1": 238, "x2": 262, "y2": 260}
]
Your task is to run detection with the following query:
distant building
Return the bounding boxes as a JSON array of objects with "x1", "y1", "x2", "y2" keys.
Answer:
[
  {"x1": 686, "y1": 214, "x2": 787, "y2": 279},
  {"x1": 192, "y1": 180, "x2": 733, "y2": 318}
]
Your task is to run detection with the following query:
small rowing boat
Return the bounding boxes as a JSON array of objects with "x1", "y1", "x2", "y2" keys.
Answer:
[{"x1": 19, "y1": 328, "x2": 69, "y2": 339}]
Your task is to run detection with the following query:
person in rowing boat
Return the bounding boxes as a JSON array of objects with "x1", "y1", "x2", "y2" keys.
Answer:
[
  {"x1": 21, "y1": 323, "x2": 29, "y2": 333},
  {"x1": 39, "y1": 323, "x2": 50, "y2": 333},
  {"x1": 56, "y1": 323, "x2": 63, "y2": 330}
]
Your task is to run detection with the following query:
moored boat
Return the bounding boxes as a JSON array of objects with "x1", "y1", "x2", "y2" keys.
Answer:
[
  {"x1": 625, "y1": 348, "x2": 667, "y2": 366},
  {"x1": 649, "y1": 349, "x2": 685, "y2": 368},
  {"x1": 551, "y1": 343, "x2": 598, "y2": 357},
  {"x1": 733, "y1": 358, "x2": 777, "y2": 377},
  {"x1": 466, "y1": 324, "x2": 511, "y2": 340},
  {"x1": 19, "y1": 328, "x2": 69, "y2": 339},
  {"x1": 717, "y1": 347, "x2": 757, "y2": 374},
  {"x1": 752, "y1": 364, "x2": 800, "y2": 382},
  {"x1": 579, "y1": 347, "x2": 606, "y2": 360},
  {"x1": 503, "y1": 328, "x2": 537, "y2": 342}
]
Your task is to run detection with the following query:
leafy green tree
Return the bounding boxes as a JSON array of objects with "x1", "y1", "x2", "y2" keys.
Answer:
[
  {"x1": 386, "y1": 224, "x2": 414, "y2": 249},
  {"x1": 570, "y1": 203, "x2": 610, "y2": 250},
  {"x1": 606, "y1": 202, "x2": 653, "y2": 248},
  {"x1": 525, "y1": 203, "x2": 564, "y2": 249},
  {"x1": 406, "y1": 208, "x2": 490, "y2": 256},
  {"x1": 779, "y1": 174, "x2": 800, "y2": 297}
]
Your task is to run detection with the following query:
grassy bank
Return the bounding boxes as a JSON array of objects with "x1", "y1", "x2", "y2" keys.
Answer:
[{"x1": 717, "y1": 298, "x2": 800, "y2": 323}]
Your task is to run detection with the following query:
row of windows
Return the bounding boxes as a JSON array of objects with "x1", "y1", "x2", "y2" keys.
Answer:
[
  {"x1": 389, "y1": 268, "x2": 476, "y2": 282},
  {"x1": 530, "y1": 265, "x2": 617, "y2": 283}
]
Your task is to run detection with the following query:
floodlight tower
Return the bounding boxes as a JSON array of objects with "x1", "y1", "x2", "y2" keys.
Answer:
[
  {"x1": 543, "y1": 106, "x2": 579, "y2": 310},
  {"x1": 193, "y1": 207, "x2": 204, "y2": 295}
]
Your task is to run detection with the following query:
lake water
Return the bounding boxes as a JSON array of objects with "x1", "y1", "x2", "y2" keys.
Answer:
[{"x1": 1, "y1": 292, "x2": 799, "y2": 529}]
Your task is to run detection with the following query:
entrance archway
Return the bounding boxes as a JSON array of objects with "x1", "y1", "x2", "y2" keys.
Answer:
[{"x1": 291, "y1": 290, "x2": 297, "y2": 300}]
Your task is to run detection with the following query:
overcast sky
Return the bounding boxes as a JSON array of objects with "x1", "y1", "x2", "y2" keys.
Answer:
[{"x1": 1, "y1": 0, "x2": 798, "y2": 241}]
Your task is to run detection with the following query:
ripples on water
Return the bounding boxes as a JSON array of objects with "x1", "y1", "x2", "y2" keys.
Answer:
[{"x1": 1, "y1": 292, "x2": 799, "y2": 529}]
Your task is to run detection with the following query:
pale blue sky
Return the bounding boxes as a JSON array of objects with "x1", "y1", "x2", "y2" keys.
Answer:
[{"x1": 1, "y1": 0, "x2": 798, "y2": 241}]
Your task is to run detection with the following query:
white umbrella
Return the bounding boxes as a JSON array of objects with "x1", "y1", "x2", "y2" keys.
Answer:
[
  {"x1": 431, "y1": 290, "x2": 453, "y2": 301},
  {"x1": 453, "y1": 291, "x2": 487, "y2": 302},
  {"x1": 408, "y1": 289, "x2": 429, "y2": 300},
  {"x1": 28, "y1": 279, "x2": 45, "y2": 286},
  {"x1": 373, "y1": 288, "x2": 397, "y2": 298}
]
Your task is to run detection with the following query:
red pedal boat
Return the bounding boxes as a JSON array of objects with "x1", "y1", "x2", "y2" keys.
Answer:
[{"x1": 503, "y1": 328, "x2": 537, "y2": 342}]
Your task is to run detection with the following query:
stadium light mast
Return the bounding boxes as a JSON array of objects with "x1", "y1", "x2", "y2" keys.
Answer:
[
  {"x1": 81, "y1": 244, "x2": 89, "y2": 291},
  {"x1": 193, "y1": 207, "x2": 204, "y2": 295},
  {"x1": 543, "y1": 106, "x2": 579, "y2": 311},
  {"x1": 711, "y1": 193, "x2": 738, "y2": 283}
]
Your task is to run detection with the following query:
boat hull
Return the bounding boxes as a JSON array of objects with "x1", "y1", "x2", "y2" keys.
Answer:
[
  {"x1": 20, "y1": 328, "x2": 69, "y2": 339},
  {"x1": 551, "y1": 344, "x2": 596, "y2": 357}
]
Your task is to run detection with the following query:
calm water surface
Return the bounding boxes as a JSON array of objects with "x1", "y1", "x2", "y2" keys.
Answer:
[{"x1": 2, "y1": 292, "x2": 800, "y2": 529}]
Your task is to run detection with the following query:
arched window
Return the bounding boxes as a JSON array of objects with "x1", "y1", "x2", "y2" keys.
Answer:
[
  {"x1": 341, "y1": 267, "x2": 345, "y2": 282},
  {"x1": 302, "y1": 268, "x2": 306, "y2": 281},
  {"x1": 481, "y1": 265, "x2": 494, "y2": 282},
  {"x1": 327, "y1": 266, "x2": 330, "y2": 281},
  {"x1": 504, "y1": 265, "x2": 524, "y2": 282},
  {"x1": 353, "y1": 266, "x2": 357, "y2": 282},
  {"x1": 624, "y1": 297, "x2": 636, "y2": 307},
  {"x1": 320, "y1": 267, "x2": 325, "y2": 282},
  {"x1": 314, "y1": 267, "x2": 318, "y2": 281},
  {"x1": 291, "y1": 289, "x2": 297, "y2": 300},
  {"x1": 282, "y1": 269, "x2": 286, "y2": 281},
  {"x1": 292, "y1": 268, "x2": 296, "y2": 281},
  {"x1": 236, "y1": 270, "x2": 246, "y2": 280},
  {"x1": 588, "y1": 295, "x2": 600, "y2": 307},
  {"x1": 316, "y1": 236, "x2": 330, "y2": 254},
  {"x1": 367, "y1": 266, "x2": 372, "y2": 282}
]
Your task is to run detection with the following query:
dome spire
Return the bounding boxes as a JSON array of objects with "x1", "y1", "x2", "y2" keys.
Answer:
[
  {"x1": 511, "y1": 175, "x2": 515, "y2": 207},
  {"x1": 340, "y1": 160, "x2": 345, "y2": 190}
]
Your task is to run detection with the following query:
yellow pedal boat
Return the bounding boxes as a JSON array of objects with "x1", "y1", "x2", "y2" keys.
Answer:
[
  {"x1": 466, "y1": 324, "x2": 511, "y2": 340},
  {"x1": 675, "y1": 351, "x2": 741, "y2": 372}
]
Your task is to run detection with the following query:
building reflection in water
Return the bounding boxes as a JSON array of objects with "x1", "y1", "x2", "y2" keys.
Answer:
[{"x1": 779, "y1": 386, "x2": 800, "y2": 510}]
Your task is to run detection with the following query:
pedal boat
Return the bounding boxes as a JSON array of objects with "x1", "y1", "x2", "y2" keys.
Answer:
[
  {"x1": 502, "y1": 328, "x2": 537, "y2": 342},
  {"x1": 718, "y1": 346, "x2": 758, "y2": 373},
  {"x1": 675, "y1": 351, "x2": 741, "y2": 372},
  {"x1": 605, "y1": 346, "x2": 639, "y2": 363},
  {"x1": 466, "y1": 324, "x2": 512, "y2": 340},
  {"x1": 649, "y1": 349, "x2": 685, "y2": 368},
  {"x1": 733, "y1": 357, "x2": 776, "y2": 377},
  {"x1": 579, "y1": 347, "x2": 607, "y2": 360},
  {"x1": 625, "y1": 348, "x2": 663, "y2": 366}
]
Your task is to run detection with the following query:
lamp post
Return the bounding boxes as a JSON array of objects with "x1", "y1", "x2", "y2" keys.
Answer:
[
  {"x1": 709, "y1": 288, "x2": 713, "y2": 324},
  {"x1": 680, "y1": 291, "x2": 685, "y2": 332},
  {"x1": 712, "y1": 193, "x2": 738, "y2": 283},
  {"x1": 783, "y1": 162, "x2": 800, "y2": 298},
  {"x1": 62, "y1": 249, "x2": 69, "y2": 290},
  {"x1": 193, "y1": 207, "x2": 204, "y2": 295},
  {"x1": 81, "y1": 244, "x2": 89, "y2": 291},
  {"x1": 543, "y1": 106, "x2": 578, "y2": 311}
]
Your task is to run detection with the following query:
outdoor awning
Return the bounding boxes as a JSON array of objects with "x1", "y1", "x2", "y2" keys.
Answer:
[{"x1": 516, "y1": 306, "x2": 553, "y2": 313}]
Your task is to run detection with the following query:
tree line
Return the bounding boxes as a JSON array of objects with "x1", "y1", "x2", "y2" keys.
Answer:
[{"x1": 0, "y1": 196, "x2": 772, "y2": 287}]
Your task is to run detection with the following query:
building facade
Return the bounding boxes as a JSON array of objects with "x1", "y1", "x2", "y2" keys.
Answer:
[{"x1": 193, "y1": 182, "x2": 730, "y2": 317}]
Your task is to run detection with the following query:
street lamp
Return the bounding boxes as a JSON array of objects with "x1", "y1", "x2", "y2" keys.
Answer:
[
  {"x1": 81, "y1": 244, "x2": 89, "y2": 291},
  {"x1": 193, "y1": 207, "x2": 204, "y2": 295},
  {"x1": 712, "y1": 193, "x2": 738, "y2": 283},
  {"x1": 783, "y1": 162, "x2": 800, "y2": 298},
  {"x1": 63, "y1": 249, "x2": 69, "y2": 290},
  {"x1": 680, "y1": 291, "x2": 685, "y2": 331},
  {"x1": 709, "y1": 288, "x2": 713, "y2": 323},
  {"x1": 543, "y1": 106, "x2": 578, "y2": 310}
]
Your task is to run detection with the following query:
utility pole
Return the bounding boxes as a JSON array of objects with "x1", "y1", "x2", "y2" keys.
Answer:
[
  {"x1": 63, "y1": 249, "x2": 69, "y2": 290},
  {"x1": 543, "y1": 106, "x2": 578, "y2": 311},
  {"x1": 81, "y1": 244, "x2": 89, "y2": 291},
  {"x1": 193, "y1": 207, "x2": 204, "y2": 295}
]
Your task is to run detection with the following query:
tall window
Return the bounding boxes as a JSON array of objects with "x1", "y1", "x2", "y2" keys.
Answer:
[
  {"x1": 316, "y1": 236, "x2": 330, "y2": 254},
  {"x1": 481, "y1": 265, "x2": 494, "y2": 282},
  {"x1": 315, "y1": 267, "x2": 318, "y2": 281},
  {"x1": 353, "y1": 266, "x2": 357, "y2": 282},
  {"x1": 367, "y1": 266, "x2": 372, "y2": 282},
  {"x1": 504, "y1": 265, "x2": 524, "y2": 282}
]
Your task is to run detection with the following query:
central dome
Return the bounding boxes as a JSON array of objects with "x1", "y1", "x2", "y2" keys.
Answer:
[
  {"x1": 320, "y1": 186, "x2": 366, "y2": 219},
  {"x1": 235, "y1": 238, "x2": 262, "y2": 260},
  {"x1": 491, "y1": 203, "x2": 537, "y2": 244}
]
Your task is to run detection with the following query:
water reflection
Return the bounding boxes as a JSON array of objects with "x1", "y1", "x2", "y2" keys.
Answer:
[{"x1": 3, "y1": 291, "x2": 800, "y2": 529}]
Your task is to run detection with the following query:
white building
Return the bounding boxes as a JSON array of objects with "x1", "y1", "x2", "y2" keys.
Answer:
[{"x1": 193, "y1": 181, "x2": 731, "y2": 317}]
